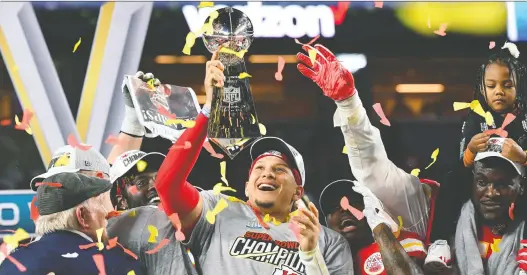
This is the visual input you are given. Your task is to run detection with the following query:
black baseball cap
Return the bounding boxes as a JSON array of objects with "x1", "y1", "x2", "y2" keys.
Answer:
[
  {"x1": 319, "y1": 179, "x2": 362, "y2": 220},
  {"x1": 37, "y1": 172, "x2": 113, "y2": 215}
]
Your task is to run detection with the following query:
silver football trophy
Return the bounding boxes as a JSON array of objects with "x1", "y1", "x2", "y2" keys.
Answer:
[
  {"x1": 124, "y1": 76, "x2": 201, "y2": 142},
  {"x1": 203, "y1": 7, "x2": 262, "y2": 159}
]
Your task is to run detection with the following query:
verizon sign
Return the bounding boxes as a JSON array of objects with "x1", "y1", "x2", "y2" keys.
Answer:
[{"x1": 182, "y1": 2, "x2": 336, "y2": 38}]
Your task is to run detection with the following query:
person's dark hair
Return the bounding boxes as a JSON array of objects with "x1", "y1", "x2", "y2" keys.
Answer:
[{"x1": 474, "y1": 47, "x2": 527, "y2": 116}]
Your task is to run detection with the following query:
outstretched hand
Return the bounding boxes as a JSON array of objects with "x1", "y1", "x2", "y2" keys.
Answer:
[{"x1": 296, "y1": 44, "x2": 356, "y2": 101}]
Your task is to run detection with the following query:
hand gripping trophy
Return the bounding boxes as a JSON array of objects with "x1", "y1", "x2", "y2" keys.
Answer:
[{"x1": 203, "y1": 7, "x2": 262, "y2": 159}]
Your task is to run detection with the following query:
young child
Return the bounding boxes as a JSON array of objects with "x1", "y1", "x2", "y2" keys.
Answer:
[{"x1": 425, "y1": 42, "x2": 527, "y2": 272}]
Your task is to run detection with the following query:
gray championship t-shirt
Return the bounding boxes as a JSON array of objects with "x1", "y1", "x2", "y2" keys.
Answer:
[
  {"x1": 107, "y1": 206, "x2": 198, "y2": 275},
  {"x1": 185, "y1": 191, "x2": 354, "y2": 275}
]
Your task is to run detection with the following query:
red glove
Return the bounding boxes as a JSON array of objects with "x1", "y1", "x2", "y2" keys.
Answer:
[
  {"x1": 296, "y1": 44, "x2": 356, "y2": 101},
  {"x1": 517, "y1": 240, "x2": 527, "y2": 272}
]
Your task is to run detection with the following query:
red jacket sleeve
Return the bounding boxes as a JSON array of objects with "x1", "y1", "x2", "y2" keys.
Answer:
[{"x1": 155, "y1": 113, "x2": 209, "y2": 216}]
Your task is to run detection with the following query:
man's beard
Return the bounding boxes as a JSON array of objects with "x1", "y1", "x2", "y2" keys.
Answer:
[{"x1": 255, "y1": 199, "x2": 274, "y2": 209}]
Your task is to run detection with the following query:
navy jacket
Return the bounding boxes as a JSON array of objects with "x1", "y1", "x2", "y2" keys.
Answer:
[{"x1": 0, "y1": 230, "x2": 143, "y2": 275}]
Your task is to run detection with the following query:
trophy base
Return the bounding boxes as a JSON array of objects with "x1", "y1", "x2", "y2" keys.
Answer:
[{"x1": 210, "y1": 137, "x2": 259, "y2": 159}]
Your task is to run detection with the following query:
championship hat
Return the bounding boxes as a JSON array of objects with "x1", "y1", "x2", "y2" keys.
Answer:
[
  {"x1": 474, "y1": 137, "x2": 525, "y2": 176},
  {"x1": 30, "y1": 145, "x2": 110, "y2": 191},
  {"x1": 110, "y1": 150, "x2": 166, "y2": 183},
  {"x1": 250, "y1": 137, "x2": 305, "y2": 186}
]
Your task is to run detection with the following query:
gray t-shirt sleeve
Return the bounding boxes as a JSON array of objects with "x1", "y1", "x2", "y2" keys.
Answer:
[
  {"x1": 183, "y1": 190, "x2": 222, "y2": 257},
  {"x1": 320, "y1": 227, "x2": 354, "y2": 275}
]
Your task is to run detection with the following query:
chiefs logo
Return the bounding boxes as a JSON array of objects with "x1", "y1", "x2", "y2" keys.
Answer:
[{"x1": 364, "y1": 252, "x2": 384, "y2": 275}]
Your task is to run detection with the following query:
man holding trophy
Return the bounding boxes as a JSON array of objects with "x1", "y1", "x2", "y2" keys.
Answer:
[{"x1": 154, "y1": 7, "x2": 354, "y2": 275}]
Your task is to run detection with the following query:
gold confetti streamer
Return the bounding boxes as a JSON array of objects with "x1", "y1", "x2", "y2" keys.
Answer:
[
  {"x1": 239, "y1": 72, "x2": 252, "y2": 79},
  {"x1": 14, "y1": 115, "x2": 32, "y2": 135},
  {"x1": 182, "y1": 32, "x2": 197, "y2": 55},
  {"x1": 127, "y1": 271, "x2": 136, "y2": 275},
  {"x1": 219, "y1": 47, "x2": 248, "y2": 59},
  {"x1": 342, "y1": 145, "x2": 347, "y2": 154},
  {"x1": 96, "y1": 228, "x2": 104, "y2": 251},
  {"x1": 206, "y1": 198, "x2": 228, "y2": 224},
  {"x1": 250, "y1": 114, "x2": 256, "y2": 124},
  {"x1": 137, "y1": 160, "x2": 147, "y2": 173},
  {"x1": 308, "y1": 49, "x2": 317, "y2": 66},
  {"x1": 410, "y1": 169, "x2": 420, "y2": 177},
  {"x1": 259, "y1": 123, "x2": 267, "y2": 135},
  {"x1": 198, "y1": 1, "x2": 214, "y2": 8},
  {"x1": 394, "y1": 216, "x2": 403, "y2": 238},
  {"x1": 147, "y1": 225, "x2": 158, "y2": 243},
  {"x1": 220, "y1": 161, "x2": 228, "y2": 185},
  {"x1": 425, "y1": 148, "x2": 439, "y2": 169},
  {"x1": 73, "y1": 37, "x2": 82, "y2": 53},
  {"x1": 213, "y1": 183, "x2": 236, "y2": 195},
  {"x1": 3, "y1": 228, "x2": 29, "y2": 248},
  {"x1": 165, "y1": 119, "x2": 196, "y2": 128}
]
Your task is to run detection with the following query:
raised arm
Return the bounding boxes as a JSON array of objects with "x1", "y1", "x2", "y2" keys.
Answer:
[
  {"x1": 155, "y1": 51, "x2": 224, "y2": 231},
  {"x1": 296, "y1": 43, "x2": 429, "y2": 238}
]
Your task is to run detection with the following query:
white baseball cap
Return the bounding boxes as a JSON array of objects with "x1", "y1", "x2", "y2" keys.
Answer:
[
  {"x1": 475, "y1": 137, "x2": 525, "y2": 176},
  {"x1": 110, "y1": 150, "x2": 166, "y2": 183},
  {"x1": 30, "y1": 145, "x2": 110, "y2": 191},
  {"x1": 249, "y1": 137, "x2": 305, "y2": 186}
]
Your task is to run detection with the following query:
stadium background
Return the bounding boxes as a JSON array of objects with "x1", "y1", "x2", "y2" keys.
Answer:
[{"x1": 0, "y1": 1, "x2": 526, "y2": 236}]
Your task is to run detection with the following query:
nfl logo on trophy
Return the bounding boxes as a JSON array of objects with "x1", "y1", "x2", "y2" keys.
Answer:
[{"x1": 202, "y1": 7, "x2": 262, "y2": 159}]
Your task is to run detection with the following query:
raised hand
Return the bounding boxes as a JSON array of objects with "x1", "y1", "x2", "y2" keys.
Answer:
[
  {"x1": 291, "y1": 202, "x2": 321, "y2": 252},
  {"x1": 204, "y1": 49, "x2": 225, "y2": 109},
  {"x1": 296, "y1": 44, "x2": 356, "y2": 101}
]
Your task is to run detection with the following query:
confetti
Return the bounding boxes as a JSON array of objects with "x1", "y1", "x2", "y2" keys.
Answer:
[
  {"x1": 199, "y1": 10, "x2": 219, "y2": 36},
  {"x1": 410, "y1": 169, "x2": 420, "y2": 177},
  {"x1": 168, "y1": 213, "x2": 186, "y2": 241},
  {"x1": 4, "y1": 228, "x2": 30, "y2": 248},
  {"x1": 198, "y1": 1, "x2": 214, "y2": 8},
  {"x1": 147, "y1": 79, "x2": 155, "y2": 90},
  {"x1": 61, "y1": 252, "x2": 79, "y2": 258},
  {"x1": 340, "y1": 197, "x2": 365, "y2": 220},
  {"x1": 92, "y1": 254, "x2": 106, "y2": 275},
  {"x1": 509, "y1": 202, "x2": 515, "y2": 220},
  {"x1": 72, "y1": 37, "x2": 82, "y2": 53},
  {"x1": 219, "y1": 47, "x2": 248, "y2": 59},
  {"x1": 489, "y1": 41, "x2": 496, "y2": 49},
  {"x1": 239, "y1": 72, "x2": 252, "y2": 79},
  {"x1": 203, "y1": 140, "x2": 225, "y2": 159},
  {"x1": 182, "y1": 32, "x2": 197, "y2": 55},
  {"x1": 206, "y1": 198, "x2": 228, "y2": 224},
  {"x1": 147, "y1": 225, "x2": 158, "y2": 243},
  {"x1": 30, "y1": 196, "x2": 39, "y2": 221},
  {"x1": 105, "y1": 210, "x2": 122, "y2": 219},
  {"x1": 294, "y1": 35, "x2": 320, "y2": 46},
  {"x1": 425, "y1": 148, "x2": 439, "y2": 169},
  {"x1": 434, "y1": 23, "x2": 448, "y2": 36},
  {"x1": 502, "y1": 42, "x2": 520, "y2": 58},
  {"x1": 105, "y1": 134, "x2": 121, "y2": 145},
  {"x1": 157, "y1": 106, "x2": 177, "y2": 119},
  {"x1": 106, "y1": 237, "x2": 118, "y2": 250},
  {"x1": 342, "y1": 145, "x2": 347, "y2": 154},
  {"x1": 250, "y1": 114, "x2": 256, "y2": 124},
  {"x1": 128, "y1": 210, "x2": 136, "y2": 217},
  {"x1": 374, "y1": 1, "x2": 383, "y2": 8},
  {"x1": 394, "y1": 216, "x2": 403, "y2": 238},
  {"x1": 67, "y1": 134, "x2": 92, "y2": 150},
  {"x1": 79, "y1": 243, "x2": 98, "y2": 250},
  {"x1": 485, "y1": 112, "x2": 494, "y2": 126},
  {"x1": 165, "y1": 119, "x2": 196, "y2": 128},
  {"x1": 308, "y1": 49, "x2": 317, "y2": 66},
  {"x1": 146, "y1": 238, "x2": 170, "y2": 254},
  {"x1": 128, "y1": 271, "x2": 136, "y2": 275},
  {"x1": 372, "y1": 103, "x2": 391, "y2": 126},
  {"x1": 212, "y1": 183, "x2": 236, "y2": 195},
  {"x1": 171, "y1": 141, "x2": 192, "y2": 150},
  {"x1": 0, "y1": 243, "x2": 26, "y2": 272},
  {"x1": 220, "y1": 161, "x2": 228, "y2": 185},
  {"x1": 454, "y1": 100, "x2": 494, "y2": 126},
  {"x1": 275, "y1": 56, "x2": 285, "y2": 81},
  {"x1": 259, "y1": 123, "x2": 267, "y2": 135},
  {"x1": 116, "y1": 242, "x2": 138, "y2": 260},
  {"x1": 14, "y1": 109, "x2": 34, "y2": 135},
  {"x1": 495, "y1": 113, "x2": 516, "y2": 138},
  {"x1": 136, "y1": 160, "x2": 147, "y2": 173},
  {"x1": 35, "y1": 182, "x2": 62, "y2": 188},
  {"x1": 96, "y1": 228, "x2": 104, "y2": 251},
  {"x1": 491, "y1": 238, "x2": 501, "y2": 253},
  {"x1": 289, "y1": 221, "x2": 301, "y2": 241}
]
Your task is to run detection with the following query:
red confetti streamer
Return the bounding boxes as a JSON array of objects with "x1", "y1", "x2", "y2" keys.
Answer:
[
  {"x1": 157, "y1": 106, "x2": 177, "y2": 119},
  {"x1": 330, "y1": 1, "x2": 349, "y2": 25},
  {"x1": 294, "y1": 35, "x2": 320, "y2": 46},
  {"x1": 105, "y1": 134, "x2": 120, "y2": 145},
  {"x1": 30, "y1": 196, "x2": 39, "y2": 221},
  {"x1": 434, "y1": 23, "x2": 448, "y2": 36},
  {"x1": 374, "y1": 1, "x2": 383, "y2": 8},
  {"x1": 128, "y1": 185, "x2": 138, "y2": 195},
  {"x1": 203, "y1": 140, "x2": 224, "y2": 159},
  {"x1": 485, "y1": 113, "x2": 516, "y2": 138},
  {"x1": 79, "y1": 243, "x2": 98, "y2": 250},
  {"x1": 106, "y1": 237, "x2": 118, "y2": 250},
  {"x1": 14, "y1": 108, "x2": 34, "y2": 131},
  {"x1": 105, "y1": 211, "x2": 122, "y2": 220},
  {"x1": 0, "y1": 243, "x2": 27, "y2": 272},
  {"x1": 35, "y1": 182, "x2": 63, "y2": 188},
  {"x1": 509, "y1": 203, "x2": 515, "y2": 220},
  {"x1": 275, "y1": 56, "x2": 285, "y2": 81},
  {"x1": 67, "y1": 134, "x2": 92, "y2": 151},
  {"x1": 171, "y1": 141, "x2": 192, "y2": 151},
  {"x1": 116, "y1": 242, "x2": 138, "y2": 260},
  {"x1": 340, "y1": 196, "x2": 365, "y2": 220},
  {"x1": 372, "y1": 103, "x2": 391, "y2": 126},
  {"x1": 489, "y1": 41, "x2": 496, "y2": 49},
  {"x1": 145, "y1": 238, "x2": 170, "y2": 254},
  {"x1": 168, "y1": 213, "x2": 186, "y2": 241},
  {"x1": 92, "y1": 254, "x2": 106, "y2": 275},
  {"x1": 0, "y1": 119, "x2": 11, "y2": 126}
]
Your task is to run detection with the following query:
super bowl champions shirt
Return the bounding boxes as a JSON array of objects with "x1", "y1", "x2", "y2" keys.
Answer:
[{"x1": 184, "y1": 190, "x2": 354, "y2": 275}]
